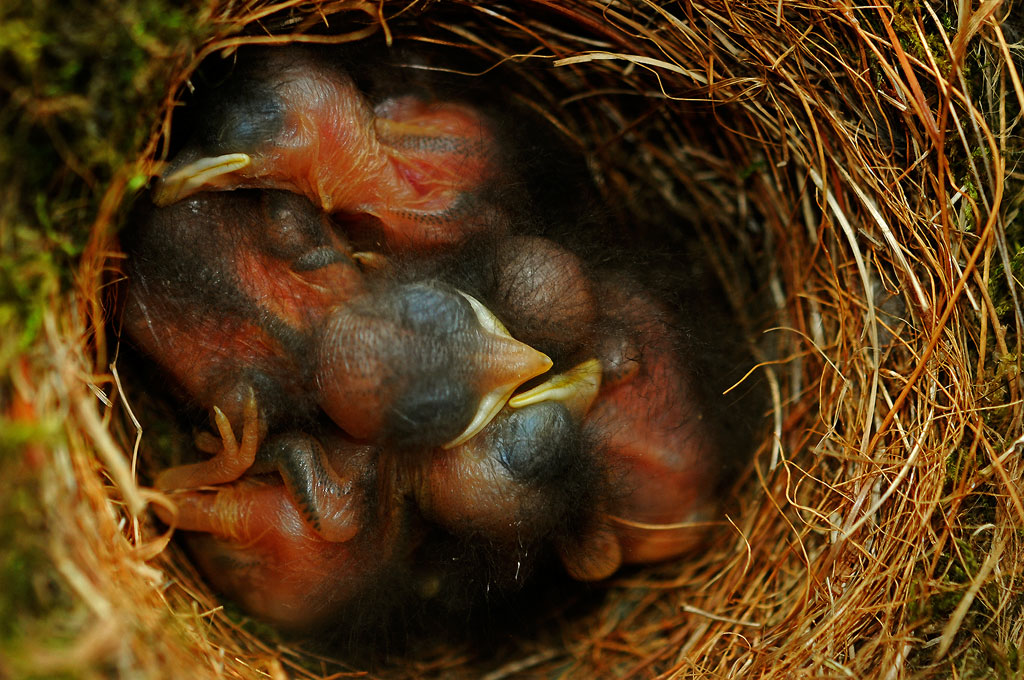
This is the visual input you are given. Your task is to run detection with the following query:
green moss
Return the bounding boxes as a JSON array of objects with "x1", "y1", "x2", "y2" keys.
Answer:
[
  {"x1": 0, "y1": 0, "x2": 214, "y2": 675},
  {"x1": 890, "y1": 0, "x2": 955, "y2": 76},
  {"x1": 0, "y1": 439, "x2": 76, "y2": 675},
  {"x1": 905, "y1": 483, "x2": 1008, "y2": 676},
  {"x1": 0, "y1": 229, "x2": 62, "y2": 368},
  {"x1": 989, "y1": 247, "x2": 1024, "y2": 324},
  {"x1": 738, "y1": 158, "x2": 767, "y2": 181},
  {"x1": 1007, "y1": 643, "x2": 1020, "y2": 673},
  {"x1": 0, "y1": 0, "x2": 209, "y2": 251}
]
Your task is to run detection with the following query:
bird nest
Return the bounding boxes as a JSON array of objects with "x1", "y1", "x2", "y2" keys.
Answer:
[{"x1": 5, "y1": 0, "x2": 1023, "y2": 678}]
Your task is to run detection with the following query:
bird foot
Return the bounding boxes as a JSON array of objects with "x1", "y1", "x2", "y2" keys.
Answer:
[{"x1": 156, "y1": 392, "x2": 261, "y2": 491}]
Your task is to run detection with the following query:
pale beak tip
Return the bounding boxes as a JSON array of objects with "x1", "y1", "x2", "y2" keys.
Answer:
[
  {"x1": 153, "y1": 153, "x2": 253, "y2": 206},
  {"x1": 508, "y1": 358, "x2": 602, "y2": 415}
]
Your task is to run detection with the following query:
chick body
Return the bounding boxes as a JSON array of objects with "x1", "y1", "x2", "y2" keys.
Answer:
[
  {"x1": 155, "y1": 46, "x2": 501, "y2": 251},
  {"x1": 122, "y1": 189, "x2": 362, "y2": 434},
  {"x1": 170, "y1": 430, "x2": 408, "y2": 631},
  {"x1": 123, "y1": 45, "x2": 761, "y2": 634}
]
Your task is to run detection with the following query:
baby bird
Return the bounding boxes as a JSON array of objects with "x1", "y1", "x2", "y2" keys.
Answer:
[
  {"x1": 165, "y1": 428, "x2": 409, "y2": 630},
  {"x1": 153, "y1": 46, "x2": 501, "y2": 252},
  {"x1": 122, "y1": 189, "x2": 363, "y2": 485},
  {"x1": 125, "y1": 45, "x2": 760, "y2": 632},
  {"x1": 581, "y1": 281, "x2": 731, "y2": 571},
  {"x1": 316, "y1": 280, "x2": 552, "y2": 450},
  {"x1": 402, "y1": 234, "x2": 747, "y2": 581},
  {"x1": 130, "y1": 201, "x2": 753, "y2": 627},
  {"x1": 123, "y1": 191, "x2": 555, "y2": 504},
  {"x1": 416, "y1": 386, "x2": 598, "y2": 549}
]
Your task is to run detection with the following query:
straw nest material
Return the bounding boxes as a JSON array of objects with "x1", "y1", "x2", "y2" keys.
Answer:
[{"x1": 3, "y1": 0, "x2": 1023, "y2": 677}]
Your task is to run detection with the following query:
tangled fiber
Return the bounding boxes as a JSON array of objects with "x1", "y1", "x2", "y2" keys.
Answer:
[{"x1": 2, "y1": 0, "x2": 1023, "y2": 677}]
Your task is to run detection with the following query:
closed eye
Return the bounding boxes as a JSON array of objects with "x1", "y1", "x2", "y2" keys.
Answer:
[{"x1": 292, "y1": 247, "x2": 350, "y2": 272}]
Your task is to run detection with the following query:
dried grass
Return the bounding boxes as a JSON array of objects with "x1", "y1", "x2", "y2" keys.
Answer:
[{"x1": 9, "y1": 0, "x2": 1024, "y2": 677}]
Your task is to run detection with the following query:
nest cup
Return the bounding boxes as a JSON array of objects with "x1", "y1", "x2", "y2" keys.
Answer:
[{"x1": 21, "y1": 0, "x2": 1020, "y2": 677}]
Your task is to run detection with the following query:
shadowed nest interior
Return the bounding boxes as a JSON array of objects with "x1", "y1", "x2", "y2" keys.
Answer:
[{"x1": 3, "y1": 0, "x2": 1023, "y2": 678}]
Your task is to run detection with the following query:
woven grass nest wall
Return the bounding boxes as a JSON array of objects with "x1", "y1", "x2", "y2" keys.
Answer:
[{"x1": 2, "y1": 0, "x2": 1023, "y2": 677}]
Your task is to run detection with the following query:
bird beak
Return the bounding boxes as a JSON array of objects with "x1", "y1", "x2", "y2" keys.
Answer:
[
  {"x1": 153, "y1": 153, "x2": 252, "y2": 206},
  {"x1": 442, "y1": 293, "x2": 553, "y2": 449},
  {"x1": 351, "y1": 251, "x2": 390, "y2": 271},
  {"x1": 507, "y1": 358, "x2": 602, "y2": 418}
]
